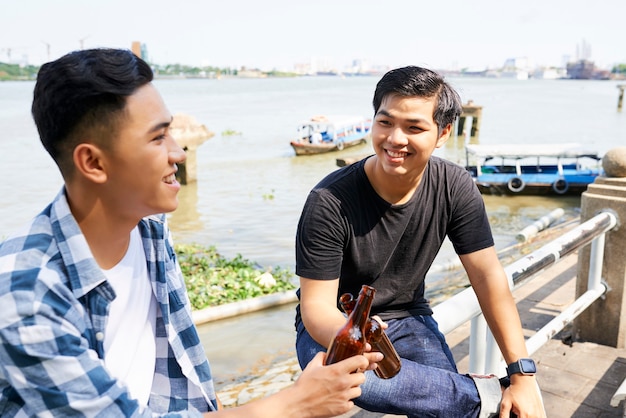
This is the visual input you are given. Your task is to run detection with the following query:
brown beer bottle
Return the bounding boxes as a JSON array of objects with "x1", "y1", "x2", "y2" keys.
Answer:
[
  {"x1": 324, "y1": 285, "x2": 375, "y2": 365},
  {"x1": 339, "y1": 292, "x2": 402, "y2": 379}
]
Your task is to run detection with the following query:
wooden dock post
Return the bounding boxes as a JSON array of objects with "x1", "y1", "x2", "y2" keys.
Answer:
[
  {"x1": 617, "y1": 85, "x2": 625, "y2": 112},
  {"x1": 456, "y1": 100, "x2": 483, "y2": 144}
]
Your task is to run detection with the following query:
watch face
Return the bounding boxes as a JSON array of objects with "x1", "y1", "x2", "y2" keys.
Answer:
[{"x1": 520, "y1": 358, "x2": 537, "y2": 374}]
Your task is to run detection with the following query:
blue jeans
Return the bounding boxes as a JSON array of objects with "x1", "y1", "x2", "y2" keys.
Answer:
[{"x1": 295, "y1": 314, "x2": 482, "y2": 418}]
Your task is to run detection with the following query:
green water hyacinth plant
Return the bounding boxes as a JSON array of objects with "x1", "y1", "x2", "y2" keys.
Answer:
[{"x1": 175, "y1": 243, "x2": 297, "y2": 311}]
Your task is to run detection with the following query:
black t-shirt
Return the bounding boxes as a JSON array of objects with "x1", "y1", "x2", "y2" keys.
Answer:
[{"x1": 295, "y1": 156, "x2": 494, "y2": 321}]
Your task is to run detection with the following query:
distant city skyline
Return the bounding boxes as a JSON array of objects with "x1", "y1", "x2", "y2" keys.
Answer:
[{"x1": 1, "y1": 0, "x2": 625, "y2": 72}]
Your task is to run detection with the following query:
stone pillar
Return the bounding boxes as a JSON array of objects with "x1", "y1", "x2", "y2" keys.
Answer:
[
  {"x1": 575, "y1": 147, "x2": 626, "y2": 347},
  {"x1": 618, "y1": 85, "x2": 625, "y2": 112},
  {"x1": 170, "y1": 113, "x2": 214, "y2": 184}
]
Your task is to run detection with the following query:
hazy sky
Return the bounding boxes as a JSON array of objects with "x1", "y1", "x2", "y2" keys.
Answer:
[{"x1": 1, "y1": 0, "x2": 625, "y2": 71}]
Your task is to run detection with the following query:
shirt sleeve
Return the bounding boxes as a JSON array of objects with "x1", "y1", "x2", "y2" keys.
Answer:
[
  {"x1": 447, "y1": 168, "x2": 494, "y2": 255},
  {"x1": 295, "y1": 189, "x2": 347, "y2": 280}
]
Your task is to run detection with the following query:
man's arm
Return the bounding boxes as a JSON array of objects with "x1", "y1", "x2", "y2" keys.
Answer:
[
  {"x1": 299, "y1": 277, "x2": 347, "y2": 348},
  {"x1": 204, "y1": 352, "x2": 368, "y2": 418},
  {"x1": 460, "y1": 247, "x2": 527, "y2": 363},
  {"x1": 203, "y1": 277, "x2": 381, "y2": 418},
  {"x1": 460, "y1": 246, "x2": 546, "y2": 418},
  {"x1": 298, "y1": 277, "x2": 383, "y2": 367}
]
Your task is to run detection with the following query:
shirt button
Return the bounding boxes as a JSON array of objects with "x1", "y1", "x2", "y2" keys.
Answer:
[{"x1": 95, "y1": 332, "x2": 105, "y2": 341}]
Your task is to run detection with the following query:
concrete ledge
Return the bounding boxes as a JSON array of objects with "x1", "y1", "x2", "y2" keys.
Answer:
[{"x1": 192, "y1": 291, "x2": 298, "y2": 325}]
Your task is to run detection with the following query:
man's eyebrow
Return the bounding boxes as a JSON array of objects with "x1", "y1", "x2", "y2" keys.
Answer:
[
  {"x1": 147, "y1": 116, "x2": 174, "y2": 134},
  {"x1": 376, "y1": 109, "x2": 427, "y2": 124}
]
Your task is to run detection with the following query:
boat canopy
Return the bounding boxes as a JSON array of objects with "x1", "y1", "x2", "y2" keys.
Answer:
[
  {"x1": 301, "y1": 115, "x2": 369, "y2": 129},
  {"x1": 465, "y1": 143, "x2": 601, "y2": 159}
]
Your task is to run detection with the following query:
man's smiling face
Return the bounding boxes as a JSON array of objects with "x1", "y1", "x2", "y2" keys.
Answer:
[{"x1": 371, "y1": 94, "x2": 449, "y2": 178}]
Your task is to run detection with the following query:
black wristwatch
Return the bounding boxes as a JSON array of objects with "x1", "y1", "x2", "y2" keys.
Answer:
[{"x1": 506, "y1": 358, "x2": 537, "y2": 377}]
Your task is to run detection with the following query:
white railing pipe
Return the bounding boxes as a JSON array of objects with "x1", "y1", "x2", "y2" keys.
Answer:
[{"x1": 433, "y1": 211, "x2": 617, "y2": 374}]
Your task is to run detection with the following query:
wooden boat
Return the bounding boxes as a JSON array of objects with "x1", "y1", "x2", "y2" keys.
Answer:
[
  {"x1": 290, "y1": 115, "x2": 371, "y2": 156},
  {"x1": 465, "y1": 143, "x2": 603, "y2": 196}
]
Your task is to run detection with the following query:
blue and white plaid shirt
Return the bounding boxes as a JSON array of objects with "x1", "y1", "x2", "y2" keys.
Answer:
[{"x1": 0, "y1": 188, "x2": 218, "y2": 417}]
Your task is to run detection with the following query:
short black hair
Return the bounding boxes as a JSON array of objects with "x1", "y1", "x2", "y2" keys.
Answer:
[
  {"x1": 373, "y1": 66, "x2": 462, "y2": 133},
  {"x1": 32, "y1": 48, "x2": 154, "y2": 177}
]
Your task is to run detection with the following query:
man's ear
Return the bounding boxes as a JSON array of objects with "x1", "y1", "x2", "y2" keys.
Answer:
[
  {"x1": 435, "y1": 123, "x2": 452, "y2": 148},
  {"x1": 73, "y1": 143, "x2": 108, "y2": 183}
]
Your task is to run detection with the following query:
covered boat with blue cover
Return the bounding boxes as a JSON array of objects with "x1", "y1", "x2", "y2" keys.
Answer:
[{"x1": 465, "y1": 143, "x2": 603, "y2": 196}]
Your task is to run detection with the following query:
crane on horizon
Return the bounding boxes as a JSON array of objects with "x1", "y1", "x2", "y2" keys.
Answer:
[
  {"x1": 79, "y1": 35, "x2": 91, "y2": 50},
  {"x1": 41, "y1": 41, "x2": 51, "y2": 61}
]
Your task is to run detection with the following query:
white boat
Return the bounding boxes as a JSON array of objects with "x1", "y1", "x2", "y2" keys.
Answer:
[
  {"x1": 290, "y1": 115, "x2": 371, "y2": 156},
  {"x1": 465, "y1": 143, "x2": 603, "y2": 195}
]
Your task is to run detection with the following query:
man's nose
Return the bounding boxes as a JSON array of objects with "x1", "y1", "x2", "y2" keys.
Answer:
[
  {"x1": 388, "y1": 127, "x2": 407, "y2": 144},
  {"x1": 168, "y1": 137, "x2": 187, "y2": 163}
]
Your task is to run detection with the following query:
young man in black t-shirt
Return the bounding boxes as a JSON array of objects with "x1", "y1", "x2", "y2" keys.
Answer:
[{"x1": 295, "y1": 66, "x2": 546, "y2": 418}]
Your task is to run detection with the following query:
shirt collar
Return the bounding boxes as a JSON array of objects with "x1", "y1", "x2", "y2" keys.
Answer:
[{"x1": 50, "y1": 187, "x2": 109, "y2": 299}]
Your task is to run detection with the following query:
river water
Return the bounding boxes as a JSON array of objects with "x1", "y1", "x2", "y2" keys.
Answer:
[
  {"x1": 1, "y1": 76, "x2": 625, "y2": 384},
  {"x1": 2, "y1": 77, "x2": 624, "y2": 266}
]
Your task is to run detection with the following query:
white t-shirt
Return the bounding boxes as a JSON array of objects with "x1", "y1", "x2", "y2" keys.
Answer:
[{"x1": 102, "y1": 227, "x2": 157, "y2": 408}]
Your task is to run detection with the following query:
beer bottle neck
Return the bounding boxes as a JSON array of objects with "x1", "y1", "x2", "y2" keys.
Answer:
[{"x1": 349, "y1": 286, "x2": 375, "y2": 327}]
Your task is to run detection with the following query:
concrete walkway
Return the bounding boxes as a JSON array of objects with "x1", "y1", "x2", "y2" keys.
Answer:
[{"x1": 215, "y1": 253, "x2": 626, "y2": 417}]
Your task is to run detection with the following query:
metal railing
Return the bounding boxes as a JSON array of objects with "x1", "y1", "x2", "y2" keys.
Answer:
[{"x1": 432, "y1": 210, "x2": 618, "y2": 376}]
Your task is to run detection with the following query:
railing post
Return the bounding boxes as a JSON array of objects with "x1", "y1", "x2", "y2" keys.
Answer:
[
  {"x1": 469, "y1": 315, "x2": 487, "y2": 373},
  {"x1": 485, "y1": 329, "x2": 504, "y2": 376},
  {"x1": 575, "y1": 147, "x2": 626, "y2": 347}
]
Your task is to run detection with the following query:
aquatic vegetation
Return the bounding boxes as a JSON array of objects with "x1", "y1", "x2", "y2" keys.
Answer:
[
  {"x1": 175, "y1": 243, "x2": 296, "y2": 310},
  {"x1": 221, "y1": 129, "x2": 242, "y2": 136}
]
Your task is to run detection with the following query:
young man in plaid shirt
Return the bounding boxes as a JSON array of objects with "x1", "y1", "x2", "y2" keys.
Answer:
[{"x1": 0, "y1": 48, "x2": 379, "y2": 417}]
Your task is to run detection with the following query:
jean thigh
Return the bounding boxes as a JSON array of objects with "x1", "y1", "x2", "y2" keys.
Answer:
[
  {"x1": 295, "y1": 318, "x2": 326, "y2": 370},
  {"x1": 387, "y1": 315, "x2": 457, "y2": 373}
]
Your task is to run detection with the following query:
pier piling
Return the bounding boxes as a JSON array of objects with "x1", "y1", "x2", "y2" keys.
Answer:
[
  {"x1": 455, "y1": 100, "x2": 483, "y2": 144},
  {"x1": 170, "y1": 113, "x2": 214, "y2": 184}
]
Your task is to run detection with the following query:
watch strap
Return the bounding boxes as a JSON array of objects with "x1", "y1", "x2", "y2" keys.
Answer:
[
  {"x1": 506, "y1": 358, "x2": 536, "y2": 377},
  {"x1": 507, "y1": 361, "x2": 523, "y2": 376}
]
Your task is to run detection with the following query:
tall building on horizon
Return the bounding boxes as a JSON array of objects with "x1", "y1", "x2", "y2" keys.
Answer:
[
  {"x1": 131, "y1": 41, "x2": 149, "y2": 62},
  {"x1": 576, "y1": 39, "x2": 592, "y2": 61}
]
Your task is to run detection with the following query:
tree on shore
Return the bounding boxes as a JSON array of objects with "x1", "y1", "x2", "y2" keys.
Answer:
[{"x1": 0, "y1": 62, "x2": 39, "y2": 80}]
